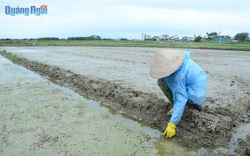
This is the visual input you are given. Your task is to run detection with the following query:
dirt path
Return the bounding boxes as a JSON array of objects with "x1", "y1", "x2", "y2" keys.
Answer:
[{"x1": 1, "y1": 47, "x2": 250, "y2": 155}]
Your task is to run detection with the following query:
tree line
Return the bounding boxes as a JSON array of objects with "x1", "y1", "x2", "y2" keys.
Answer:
[
  {"x1": 1, "y1": 32, "x2": 249, "y2": 42},
  {"x1": 193, "y1": 32, "x2": 249, "y2": 42}
]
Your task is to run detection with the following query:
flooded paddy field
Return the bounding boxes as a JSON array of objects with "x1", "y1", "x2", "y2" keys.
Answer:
[
  {"x1": 1, "y1": 46, "x2": 250, "y2": 155},
  {"x1": 0, "y1": 55, "x2": 202, "y2": 155}
]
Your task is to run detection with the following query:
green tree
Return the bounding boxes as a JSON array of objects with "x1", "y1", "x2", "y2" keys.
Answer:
[
  {"x1": 234, "y1": 32, "x2": 248, "y2": 42},
  {"x1": 37, "y1": 37, "x2": 59, "y2": 40},
  {"x1": 120, "y1": 38, "x2": 128, "y2": 41},
  {"x1": 68, "y1": 35, "x2": 101, "y2": 40},
  {"x1": 89, "y1": 35, "x2": 101, "y2": 40},
  {"x1": 182, "y1": 36, "x2": 188, "y2": 41},
  {"x1": 194, "y1": 35, "x2": 202, "y2": 42},
  {"x1": 206, "y1": 32, "x2": 219, "y2": 41}
]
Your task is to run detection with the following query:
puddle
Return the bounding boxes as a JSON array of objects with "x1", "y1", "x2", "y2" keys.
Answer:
[
  {"x1": 195, "y1": 123, "x2": 250, "y2": 155},
  {"x1": 0, "y1": 55, "x2": 42, "y2": 84},
  {"x1": 228, "y1": 123, "x2": 250, "y2": 154}
]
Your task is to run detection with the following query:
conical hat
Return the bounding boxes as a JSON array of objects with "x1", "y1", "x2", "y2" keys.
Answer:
[{"x1": 150, "y1": 49, "x2": 184, "y2": 79}]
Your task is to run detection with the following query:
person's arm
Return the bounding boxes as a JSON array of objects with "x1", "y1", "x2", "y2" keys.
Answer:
[
  {"x1": 170, "y1": 90, "x2": 188, "y2": 125},
  {"x1": 163, "y1": 76, "x2": 188, "y2": 138}
]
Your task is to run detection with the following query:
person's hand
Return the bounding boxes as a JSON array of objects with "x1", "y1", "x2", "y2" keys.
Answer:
[{"x1": 163, "y1": 122, "x2": 176, "y2": 138}]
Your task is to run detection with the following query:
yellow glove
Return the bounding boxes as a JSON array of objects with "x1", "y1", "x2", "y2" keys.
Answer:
[{"x1": 163, "y1": 122, "x2": 176, "y2": 138}]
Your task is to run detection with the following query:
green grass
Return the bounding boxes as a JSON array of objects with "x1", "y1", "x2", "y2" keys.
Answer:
[
  {"x1": 1, "y1": 40, "x2": 250, "y2": 51},
  {"x1": 0, "y1": 50, "x2": 26, "y2": 62},
  {"x1": 233, "y1": 104, "x2": 247, "y2": 118}
]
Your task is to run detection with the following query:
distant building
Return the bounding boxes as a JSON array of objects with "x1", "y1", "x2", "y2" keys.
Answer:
[
  {"x1": 246, "y1": 36, "x2": 250, "y2": 41},
  {"x1": 182, "y1": 36, "x2": 194, "y2": 42},
  {"x1": 161, "y1": 34, "x2": 180, "y2": 41},
  {"x1": 142, "y1": 33, "x2": 152, "y2": 41},
  {"x1": 152, "y1": 36, "x2": 160, "y2": 41},
  {"x1": 212, "y1": 35, "x2": 231, "y2": 43},
  {"x1": 161, "y1": 34, "x2": 169, "y2": 41},
  {"x1": 189, "y1": 37, "x2": 195, "y2": 41}
]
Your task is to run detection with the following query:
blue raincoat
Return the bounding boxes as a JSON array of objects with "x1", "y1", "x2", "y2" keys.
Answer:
[{"x1": 164, "y1": 51, "x2": 207, "y2": 125}]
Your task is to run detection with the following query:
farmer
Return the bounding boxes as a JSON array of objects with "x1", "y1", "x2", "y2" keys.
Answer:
[{"x1": 150, "y1": 49, "x2": 207, "y2": 138}]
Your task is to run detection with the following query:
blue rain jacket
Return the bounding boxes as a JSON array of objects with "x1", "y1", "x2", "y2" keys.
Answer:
[{"x1": 164, "y1": 51, "x2": 207, "y2": 125}]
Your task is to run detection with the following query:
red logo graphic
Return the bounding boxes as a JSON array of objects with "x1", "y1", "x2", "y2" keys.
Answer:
[{"x1": 40, "y1": 5, "x2": 47, "y2": 9}]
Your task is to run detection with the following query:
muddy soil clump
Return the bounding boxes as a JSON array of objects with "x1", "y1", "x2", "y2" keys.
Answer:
[
  {"x1": 237, "y1": 134, "x2": 250, "y2": 156},
  {"x1": 1, "y1": 52, "x2": 250, "y2": 152}
]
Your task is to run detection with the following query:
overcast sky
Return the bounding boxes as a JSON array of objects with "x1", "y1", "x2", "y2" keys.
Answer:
[{"x1": 1, "y1": 0, "x2": 249, "y2": 39}]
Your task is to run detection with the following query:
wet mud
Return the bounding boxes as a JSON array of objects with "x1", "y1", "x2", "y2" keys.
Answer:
[
  {"x1": 1, "y1": 48, "x2": 250, "y2": 155},
  {"x1": 237, "y1": 134, "x2": 250, "y2": 156}
]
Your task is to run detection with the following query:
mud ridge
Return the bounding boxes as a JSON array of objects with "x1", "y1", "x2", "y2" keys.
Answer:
[
  {"x1": 237, "y1": 134, "x2": 250, "y2": 156},
  {"x1": 1, "y1": 53, "x2": 250, "y2": 151}
]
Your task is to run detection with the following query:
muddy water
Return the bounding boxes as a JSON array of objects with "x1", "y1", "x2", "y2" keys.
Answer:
[
  {"x1": 228, "y1": 123, "x2": 250, "y2": 154},
  {"x1": 195, "y1": 122, "x2": 250, "y2": 155},
  {"x1": 0, "y1": 56, "x2": 202, "y2": 155},
  {"x1": 49, "y1": 81, "x2": 162, "y2": 138}
]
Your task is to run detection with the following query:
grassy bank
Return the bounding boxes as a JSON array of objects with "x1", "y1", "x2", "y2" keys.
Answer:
[
  {"x1": 1, "y1": 40, "x2": 250, "y2": 51},
  {"x1": 0, "y1": 50, "x2": 26, "y2": 62}
]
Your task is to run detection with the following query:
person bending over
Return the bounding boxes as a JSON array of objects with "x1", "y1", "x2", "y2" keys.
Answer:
[{"x1": 150, "y1": 49, "x2": 207, "y2": 138}]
